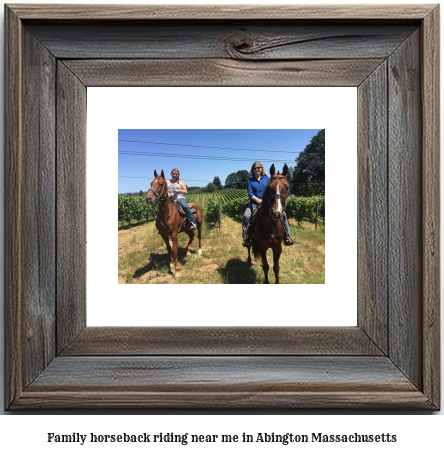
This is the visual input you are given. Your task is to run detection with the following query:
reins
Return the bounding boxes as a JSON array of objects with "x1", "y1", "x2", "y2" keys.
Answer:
[
  {"x1": 259, "y1": 209, "x2": 281, "y2": 239},
  {"x1": 147, "y1": 180, "x2": 174, "y2": 232},
  {"x1": 259, "y1": 175, "x2": 289, "y2": 239},
  {"x1": 146, "y1": 187, "x2": 169, "y2": 204}
]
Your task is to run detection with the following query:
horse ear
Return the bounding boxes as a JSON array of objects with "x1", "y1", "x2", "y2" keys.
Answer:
[
  {"x1": 269, "y1": 164, "x2": 276, "y2": 177},
  {"x1": 154, "y1": 169, "x2": 158, "y2": 177},
  {"x1": 282, "y1": 163, "x2": 288, "y2": 176},
  {"x1": 161, "y1": 170, "x2": 165, "y2": 179}
]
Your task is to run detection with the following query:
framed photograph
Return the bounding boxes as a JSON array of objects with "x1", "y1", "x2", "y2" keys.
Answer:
[
  {"x1": 93, "y1": 90, "x2": 356, "y2": 327},
  {"x1": 5, "y1": 4, "x2": 440, "y2": 409}
]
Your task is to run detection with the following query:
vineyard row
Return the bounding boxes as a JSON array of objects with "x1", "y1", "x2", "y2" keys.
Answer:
[
  {"x1": 205, "y1": 195, "x2": 325, "y2": 225},
  {"x1": 118, "y1": 191, "x2": 325, "y2": 225}
]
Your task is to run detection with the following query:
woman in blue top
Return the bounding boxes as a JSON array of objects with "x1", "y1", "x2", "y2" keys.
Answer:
[
  {"x1": 242, "y1": 161, "x2": 294, "y2": 247},
  {"x1": 167, "y1": 168, "x2": 197, "y2": 229}
]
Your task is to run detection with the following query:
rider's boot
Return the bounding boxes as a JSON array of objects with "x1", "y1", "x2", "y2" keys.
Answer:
[
  {"x1": 242, "y1": 222, "x2": 252, "y2": 247},
  {"x1": 283, "y1": 225, "x2": 295, "y2": 246}
]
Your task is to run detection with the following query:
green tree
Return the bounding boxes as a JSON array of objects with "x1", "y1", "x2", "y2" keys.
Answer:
[
  {"x1": 286, "y1": 166, "x2": 295, "y2": 195},
  {"x1": 225, "y1": 170, "x2": 250, "y2": 189},
  {"x1": 213, "y1": 176, "x2": 223, "y2": 190},
  {"x1": 205, "y1": 182, "x2": 218, "y2": 193},
  {"x1": 292, "y1": 129, "x2": 325, "y2": 196}
]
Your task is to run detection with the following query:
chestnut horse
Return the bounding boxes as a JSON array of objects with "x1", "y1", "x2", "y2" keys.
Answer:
[
  {"x1": 248, "y1": 164, "x2": 291, "y2": 284},
  {"x1": 146, "y1": 170, "x2": 203, "y2": 277}
]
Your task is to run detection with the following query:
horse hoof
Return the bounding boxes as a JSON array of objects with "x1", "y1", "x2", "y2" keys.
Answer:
[
  {"x1": 186, "y1": 251, "x2": 190, "y2": 257},
  {"x1": 198, "y1": 249, "x2": 202, "y2": 255},
  {"x1": 175, "y1": 273, "x2": 181, "y2": 279}
]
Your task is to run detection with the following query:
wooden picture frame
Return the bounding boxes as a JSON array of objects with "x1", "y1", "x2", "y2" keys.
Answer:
[{"x1": 5, "y1": 4, "x2": 440, "y2": 409}]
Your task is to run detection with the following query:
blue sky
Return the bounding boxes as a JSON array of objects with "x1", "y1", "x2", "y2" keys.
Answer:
[{"x1": 118, "y1": 129, "x2": 322, "y2": 194}]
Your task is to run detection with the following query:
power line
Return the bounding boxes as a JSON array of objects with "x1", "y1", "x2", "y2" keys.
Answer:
[
  {"x1": 118, "y1": 175, "x2": 324, "y2": 186},
  {"x1": 119, "y1": 139, "x2": 302, "y2": 154},
  {"x1": 119, "y1": 175, "x2": 212, "y2": 182},
  {"x1": 118, "y1": 150, "x2": 291, "y2": 163}
]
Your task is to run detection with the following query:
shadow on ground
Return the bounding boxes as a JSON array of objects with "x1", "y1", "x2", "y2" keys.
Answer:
[
  {"x1": 133, "y1": 248, "x2": 190, "y2": 278},
  {"x1": 217, "y1": 258, "x2": 259, "y2": 284},
  {"x1": 118, "y1": 219, "x2": 155, "y2": 231}
]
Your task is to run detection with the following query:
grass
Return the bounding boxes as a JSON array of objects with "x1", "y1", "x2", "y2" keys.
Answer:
[{"x1": 118, "y1": 215, "x2": 325, "y2": 284}]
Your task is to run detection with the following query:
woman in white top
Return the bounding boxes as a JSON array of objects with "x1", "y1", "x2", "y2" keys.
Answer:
[{"x1": 167, "y1": 168, "x2": 197, "y2": 228}]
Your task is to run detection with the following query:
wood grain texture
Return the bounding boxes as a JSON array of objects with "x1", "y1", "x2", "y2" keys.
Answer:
[
  {"x1": 16, "y1": 390, "x2": 433, "y2": 410},
  {"x1": 421, "y1": 6, "x2": 440, "y2": 409},
  {"x1": 4, "y1": 4, "x2": 440, "y2": 410},
  {"x1": 388, "y1": 31, "x2": 422, "y2": 389},
  {"x1": 26, "y1": 22, "x2": 416, "y2": 60},
  {"x1": 16, "y1": 356, "x2": 432, "y2": 409},
  {"x1": 29, "y1": 356, "x2": 418, "y2": 390},
  {"x1": 64, "y1": 59, "x2": 384, "y2": 87},
  {"x1": 6, "y1": 4, "x2": 435, "y2": 20},
  {"x1": 5, "y1": 9, "x2": 58, "y2": 409},
  {"x1": 56, "y1": 62, "x2": 87, "y2": 353},
  {"x1": 4, "y1": 4, "x2": 24, "y2": 410},
  {"x1": 357, "y1": 62, "x2": 388, "y2": 353},
  {"x1": 61, "y1": 327, "x2": 382, "y2": 356},
  {"x1": 22, "y1": 27, "x2": 57, "y2": 387}
]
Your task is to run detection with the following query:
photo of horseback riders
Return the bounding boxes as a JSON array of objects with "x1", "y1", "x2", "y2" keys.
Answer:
[{"x1": 118, "y1": 129, "x2": 325, "y2": 284}]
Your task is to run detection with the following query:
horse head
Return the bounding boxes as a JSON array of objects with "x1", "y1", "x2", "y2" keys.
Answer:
[
  {"x1": 146, "y1": 169, "x2": 167, "y2": 205},
  {"x1": 266, "y1": 163, "x2": 290, "y2": 221}
]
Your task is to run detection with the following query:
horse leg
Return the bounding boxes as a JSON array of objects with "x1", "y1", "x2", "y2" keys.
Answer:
[
  {"x1": 260, "y1": 248, "x2": 270, "y2": 284},
  {"x1": 247, "y1": 246, "x2": 252, "y2": 265},
  {"x1": 272, "y1": 242, "x2": 282, "y2": 284},
  {"x1": 185, "y1": 229, "x2": 195, "y2": 257},
  {"x1": 197, "y1": 223, "x2": 202, "y2": 255},
  {"x1": 196, "y1": 211, "x2": 203, "y2": 255},
  {"x1": 171, "y1": 231, "x2": 180, "y2": 277},
  {"x1": 159, "y1": 233, "x2": 173, "y2": 270}
]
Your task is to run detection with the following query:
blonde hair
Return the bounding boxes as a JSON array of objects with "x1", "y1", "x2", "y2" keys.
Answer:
[
  {"x1": 250, "y1": 162, "x2": 265, "y2": 177},
  {"x1": 170, "y1": 168, "x2": 180, "y2": 180}
]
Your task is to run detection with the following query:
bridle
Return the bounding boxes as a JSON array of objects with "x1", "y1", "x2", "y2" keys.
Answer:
[
  {"x1": 259, "y1": 175, "x2": 289, "y2": 239},
  {"x1": 147, "y1": 178, "x2": 174, "y2": 232},
  {"x1": 146, "y1": 180, "x2": 169, "y2": 205},
  {"x1": 266, "y1": 175, "x2": 289, "y2": 211}
]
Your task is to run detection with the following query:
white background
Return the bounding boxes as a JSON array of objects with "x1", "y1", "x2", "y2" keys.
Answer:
[
  {"x1": 87, "y1": 87, "x2": 357, "y2": 326},
  {"x1": 0, "y1": 0, "x2": 442, "y2": 453}
]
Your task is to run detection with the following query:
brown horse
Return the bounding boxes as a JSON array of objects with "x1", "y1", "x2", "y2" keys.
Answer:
[
  {"x1": 248, "y1": 163, "x2": 291, "y2": 284},
  {"x1": 146, "y1": 170, "x2": 203, "y2": 277}
]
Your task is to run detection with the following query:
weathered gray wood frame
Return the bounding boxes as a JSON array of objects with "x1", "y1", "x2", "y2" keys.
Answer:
[{"x1": 5, "y1": 5, "x2": 440, "y2": 409}]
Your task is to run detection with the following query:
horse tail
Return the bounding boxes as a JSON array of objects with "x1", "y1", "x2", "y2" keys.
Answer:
[{"x1": 251, "y1": 238, "x2": 261, "y2": 261}]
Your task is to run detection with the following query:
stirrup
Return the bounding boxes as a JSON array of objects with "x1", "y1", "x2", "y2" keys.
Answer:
[
  {"x1": 243, "y1": 222, "x2": 252, "y2": 247},
  {"x1": 284, "y1": 236, "x2": 295, "y2": 246}
]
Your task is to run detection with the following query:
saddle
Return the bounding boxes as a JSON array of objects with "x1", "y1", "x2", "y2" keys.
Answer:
[
  {"x1": 171, "y1": 199, "x2": 197, "y2": 233},
  {"x1": 172, "y1": 199, "x2": 198, "y2": 217},
  {"x1": 248, "y1": 204, "x2": 280, "y2": 236},
  {"x1": 251, "y1": 205, "x2": 260, "y2": 227}
]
